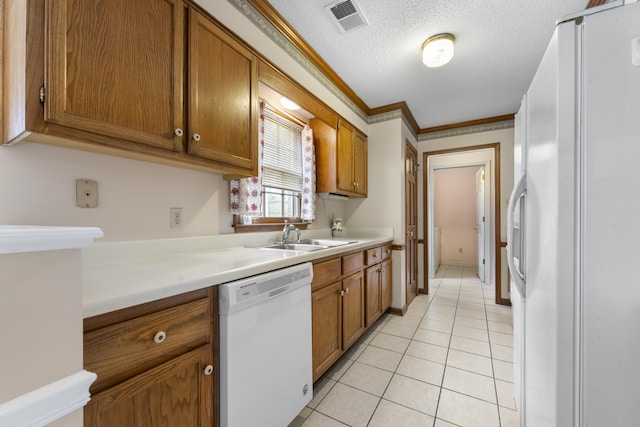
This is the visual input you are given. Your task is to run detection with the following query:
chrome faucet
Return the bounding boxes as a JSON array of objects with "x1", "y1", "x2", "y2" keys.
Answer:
[{"x1": 282, "y1": 221, "x2": 297, "y2": 243}]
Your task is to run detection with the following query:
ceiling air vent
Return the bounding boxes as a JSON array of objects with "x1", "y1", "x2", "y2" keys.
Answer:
[{"x1": 324, "y1": 0, "x2": 369, "y2": 34}]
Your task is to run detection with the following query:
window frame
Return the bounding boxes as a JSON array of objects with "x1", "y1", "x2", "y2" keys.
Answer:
[{"x1": 233, "y1": 102, "x2": 310, "y2": 233}]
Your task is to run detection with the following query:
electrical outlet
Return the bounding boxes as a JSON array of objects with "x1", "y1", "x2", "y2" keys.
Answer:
[
  {"x1": 170, "y1": 207, "x2": 183, "y2": 228},
  {"x1": 76, "y1": 179, "x2": 98, "y2": 208}
]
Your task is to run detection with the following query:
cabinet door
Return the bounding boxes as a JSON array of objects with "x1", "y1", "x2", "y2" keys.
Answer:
[
  {"x1": 342, "y1": 271, "x2": 365, "y2": 349},
  {"x1": 188, "y1": 9, "x2": 258, "y2": 175},
  {"x1": 365, "y1": 265, "x2": 381, "y2": 327},
  {"x1": 312, "y1": 281, "x2": 342, "y2": 381},
  {"x1": 85, "y1": 346, "x2": 214, "y2": 427},
  {"x1": 336, "y1": 120, "x2": 355, "y2": 194},
  {"x1": 46, "y1": 0, "x2": 184, "y2": 151},
  {"x1": 380, "y1": 259, "x2": 393, "y2": 312},
  {"x1": 353, "y1": 130, "x2": 368, "y2": 196}
]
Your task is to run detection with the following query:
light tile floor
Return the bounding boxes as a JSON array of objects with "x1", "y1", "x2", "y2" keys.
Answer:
[{"x1": 290, "y1": 264, "x2": 520, "y2": 427}]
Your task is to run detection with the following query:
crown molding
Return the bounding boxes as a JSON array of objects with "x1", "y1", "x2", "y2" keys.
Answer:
[
  {"x1": 246, "y1": 0, "x2": 370, "y2": 114},
  {"x1": 419, "y1": 115, "x2": 515, "y2": 141},
  {"x1": 235, "y1": 0, "x2": 515, "y2": 138},
  {"x1": 369, "y1": 102, "x2": 420, "y2": 135},
  {"x1": 421, "y1": 114, "x2": 515, "y2": 134}
]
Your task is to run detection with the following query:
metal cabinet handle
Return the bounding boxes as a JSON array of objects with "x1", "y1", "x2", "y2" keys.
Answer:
[
  {"x1": 204, "y1": 365, "x2": 214, "y2": 376},
  {"x1": 174, "y1": 128, "x2": 184, "y2": 137},
  {"x1": 153, "y1": 331, "x2": 166, "y2": 344},
  {"x1": 192, "y1": 133, "x2": 201, "y2": 141}
]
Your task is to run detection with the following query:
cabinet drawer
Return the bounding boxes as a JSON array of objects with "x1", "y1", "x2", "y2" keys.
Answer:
[
  {"x1": 365, "y1": 247, "x2": 382, "y2": 266},
  {"x1": 84, "y1": 297, "x2": 211, "y2": 394},
  {"x1": 312, "y1": 258, "x2": 342, "y2": 291},
  {"x1": 342, "y1": 252, "x2": 364, "y2": 275},
  {"x1": 381, "y1": 244, "x2": 392, "y2": 261}
]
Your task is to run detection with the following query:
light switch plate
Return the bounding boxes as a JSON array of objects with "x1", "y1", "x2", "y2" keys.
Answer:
[{"x1": 76, "y1": 179, "x2": 98, "y2": 208}]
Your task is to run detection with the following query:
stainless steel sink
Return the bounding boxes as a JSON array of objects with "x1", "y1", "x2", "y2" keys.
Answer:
[
  {"x1": 297, "y1": 239, "x2": 357, "y2": 247},
  {"x1": 256, "y1": 239, "x2": 358, "y2": 252},
  {"x1": 259, "y1": 243, "x2": 330, "y2": 252}
]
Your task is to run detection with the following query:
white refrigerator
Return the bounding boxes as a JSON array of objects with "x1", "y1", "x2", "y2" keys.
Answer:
[{"x1": 507, "y1": 1, "x2": 640, "y2": 426}]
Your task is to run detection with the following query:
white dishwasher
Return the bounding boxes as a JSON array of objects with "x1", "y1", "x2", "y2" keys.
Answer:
[{"x1": 218, "y1": 262, "x2": 313, "y2": 427}]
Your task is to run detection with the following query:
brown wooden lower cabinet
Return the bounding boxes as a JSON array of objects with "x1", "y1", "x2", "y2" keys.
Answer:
[
  {"x1": 311, "y1": 281, "x2": 343, "y2": 380},
  {"x1": 365, "y1": 264, "x2": 382, "y2": 326},
  {"x1": 85, "y1": 345, "x2": 213, "y2": 426},
  {"x1": 83, "y1": 288, "x2": 218, "y2": 426},
  {"x1": 366, "y1": 260, "x2": 393, "y2": 327},
  {"x1": 311, "y1": 243, "x2": 392, "y2": 381},
  {"x1": 342, "y1": 271, "x2": 366, "y2": 349},
  {"x1": 380, "y1": 258, "x2": 393, "y2": 313}
]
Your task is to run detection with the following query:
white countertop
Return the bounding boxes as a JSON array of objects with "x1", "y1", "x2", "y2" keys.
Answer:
[
  {"x1": 82, "y1": 228, "x2": 393, "y2": 318},
  {"x1": 0, "y1": 225, "x2": 103, "y2": 255}
]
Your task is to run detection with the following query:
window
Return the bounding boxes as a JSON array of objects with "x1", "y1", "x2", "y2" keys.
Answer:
[{"x1": 261, "y1": 107, "x2": 303, "y2": 219}]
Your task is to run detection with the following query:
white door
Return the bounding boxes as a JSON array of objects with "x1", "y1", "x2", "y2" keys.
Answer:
[{"x1": 476, "y1": 167, "x2": 485, "y2": 282}]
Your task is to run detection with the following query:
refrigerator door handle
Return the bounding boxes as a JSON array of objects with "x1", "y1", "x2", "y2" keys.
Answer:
[{"x1": 507, "y1": 172, "x2": 526, "y2": 297}]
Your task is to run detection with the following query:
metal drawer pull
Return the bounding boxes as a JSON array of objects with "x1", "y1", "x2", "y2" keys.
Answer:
[
  {"x1": 204, "y1": 365, "x2": 214, "y2": 376},
  {"x1": 153, "y1": 331, "x2": 167, "y2": 344}
]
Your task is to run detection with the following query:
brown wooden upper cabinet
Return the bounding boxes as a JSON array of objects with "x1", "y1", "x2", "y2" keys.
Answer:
[
  {"x1": 5, "y1": 0, "x2": 258, "y2": 177},
  {"x1": 45, "y1": 0, "x2": 185, "y2": 152},
  {"x1": 187, "y1": 9, "x2": 258, "y2": 173},
  {"x1": 310, "y1": 118, "x2": 368, "y2": 198}
]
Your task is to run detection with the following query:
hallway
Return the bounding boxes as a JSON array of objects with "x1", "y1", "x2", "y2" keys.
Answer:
[{"x1": 292, "y1": 264, "x2": 519, "y2": 427}]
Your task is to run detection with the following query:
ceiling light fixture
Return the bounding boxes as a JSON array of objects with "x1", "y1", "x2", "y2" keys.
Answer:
[
  {"x1": 422, "y1": 33, "x2": 455, "y2": 68},
  {"x1": 280, "y1": 96, "x2": 300, "y2": 111}
]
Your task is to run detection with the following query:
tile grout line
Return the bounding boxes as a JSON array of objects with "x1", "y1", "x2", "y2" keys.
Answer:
[
  {"x1": 299, "y1": 265, "x2": 513, "y2": 426},
  {"x1": 432, "y1": 263, "x2": 464, "y2": 426}
]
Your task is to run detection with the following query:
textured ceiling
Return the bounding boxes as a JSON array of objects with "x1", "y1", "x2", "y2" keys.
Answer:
[{"x1": 265, "y1": 0, "x2": 589, "y2": 129}]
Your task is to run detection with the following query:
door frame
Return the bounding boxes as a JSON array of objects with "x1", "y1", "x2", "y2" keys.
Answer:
[
  {"x1": 422, "y1": 142, "x2": 509, "y2": 305},
  {"x1": 475, "y1": 165, "x2": 488, "y2": 283}
]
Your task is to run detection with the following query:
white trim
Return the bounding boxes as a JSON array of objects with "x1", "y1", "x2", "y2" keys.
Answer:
[
  {"x1": 0, "y1": 370, "x2": 97, "y2": 427},
  {"x1": 0, "y1": 226, "x2": 103, "y2": 255}
]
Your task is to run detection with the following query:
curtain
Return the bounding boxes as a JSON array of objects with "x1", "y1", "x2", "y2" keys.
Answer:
[
  {"x1": 230, "y1": 103, "x2": 265, "y2": 215},
  {"x1": 301, "y1": 125, "x2": 316, "y2": 221}
]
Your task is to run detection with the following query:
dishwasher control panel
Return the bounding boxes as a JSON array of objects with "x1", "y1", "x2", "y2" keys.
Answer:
[{"x1": 219, "y1": 263, "x2": 313, "y2": 314}]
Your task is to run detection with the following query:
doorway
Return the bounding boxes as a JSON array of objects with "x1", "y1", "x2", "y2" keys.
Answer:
[
  {"x1": 432, "y1": 165, "x2": 486, "y2": 277},
  {"x1": 422, "y1": 143, "x2": 505, "y2": 305}
]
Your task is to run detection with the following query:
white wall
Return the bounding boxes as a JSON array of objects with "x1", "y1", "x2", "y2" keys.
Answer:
[
  {"x1": 344, "y1": 118, "x2": 401, "y2": 234},
  {"x1": 434, "y1": 166, "x2": 481, "y2": 265},
  {"x1": 0, "y1": 249, "x2": 84, "y2": 426},
  {"x1": 0, "y1": 142, "x2": 346, "y2": 241}
]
